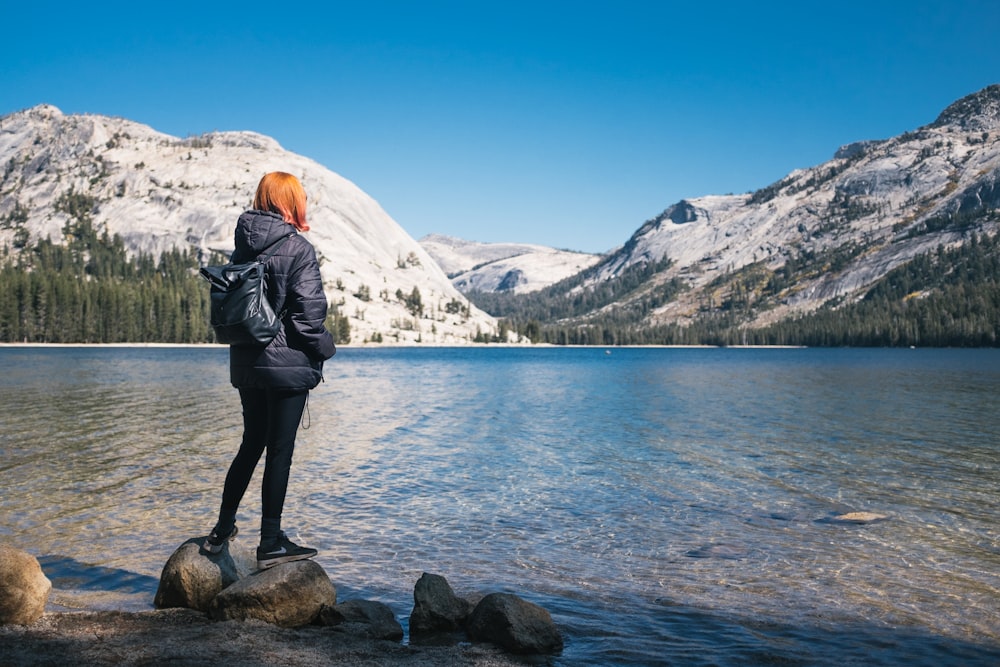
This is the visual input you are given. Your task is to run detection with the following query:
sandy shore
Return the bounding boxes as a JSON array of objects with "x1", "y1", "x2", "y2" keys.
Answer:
[{"x1": 0, "y1": 608, "x2": 528, "y2": 666}]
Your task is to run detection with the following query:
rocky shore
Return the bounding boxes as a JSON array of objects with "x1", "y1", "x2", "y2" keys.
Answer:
[{"x1": 1, "y1": 542, "x2": 562, "y2": 666}]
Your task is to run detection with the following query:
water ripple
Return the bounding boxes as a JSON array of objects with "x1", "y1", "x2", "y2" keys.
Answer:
[{"x1": 1, "y1": 346, "x2": 999, "y2": 665}]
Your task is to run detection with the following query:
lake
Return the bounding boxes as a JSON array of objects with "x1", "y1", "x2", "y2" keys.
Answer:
[{"x1": 1, "y1": 345, "x2": 998, "y2": 665}]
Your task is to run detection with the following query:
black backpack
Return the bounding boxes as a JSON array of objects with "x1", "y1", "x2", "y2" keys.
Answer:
[{"x1": 199, "y1": 233, "x2": 294, "y2": 346}]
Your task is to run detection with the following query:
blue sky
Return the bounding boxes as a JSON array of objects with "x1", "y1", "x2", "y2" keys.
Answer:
[{"x1": 3, "y1": 1, "x2": 999, "y2": 253}]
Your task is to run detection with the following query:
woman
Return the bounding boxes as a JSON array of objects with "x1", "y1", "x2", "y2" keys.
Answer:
[{"x1": 204, "y1": 171, "x2": 337, "y2": 569}]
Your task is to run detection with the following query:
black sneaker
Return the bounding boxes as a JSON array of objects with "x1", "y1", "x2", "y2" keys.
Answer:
[
  {"x1": 204, "y1": 524, "x2": 238, "y2": 554},
  {"x1": 256, "y1": 532, "x2": 317, "y2": 569}
]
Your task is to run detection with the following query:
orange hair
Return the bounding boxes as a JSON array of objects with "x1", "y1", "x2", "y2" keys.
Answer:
[{"x1": 253, "y1": 172, "x2": 309, "y2": 231}]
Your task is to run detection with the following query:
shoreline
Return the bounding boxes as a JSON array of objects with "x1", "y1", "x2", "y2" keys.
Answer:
[
  {"x1": 0, "y1": 608, "x2": 525, "y2": 667},
  {"x1": 0, "y1": 341, "x2": 805, "y2": 349}
]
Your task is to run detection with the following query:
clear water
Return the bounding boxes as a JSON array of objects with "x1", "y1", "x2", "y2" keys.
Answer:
[{"x1": 1, "y1": 346, "x2": 998, "y2": 666}]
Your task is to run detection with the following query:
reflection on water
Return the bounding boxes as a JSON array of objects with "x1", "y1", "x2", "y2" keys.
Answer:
[{"x1": 1, "y1": 346, "x2": 999, "y2": 665}]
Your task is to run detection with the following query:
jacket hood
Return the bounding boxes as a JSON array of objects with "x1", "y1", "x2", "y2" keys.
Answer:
[{"x1": 234, "y1": 210, "x2": 297, "y2": 257}]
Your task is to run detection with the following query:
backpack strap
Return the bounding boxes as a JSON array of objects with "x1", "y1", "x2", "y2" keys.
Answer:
[
  {"x1": 255, "y1": 232, "x2": 296, "y2": 320},
  {"x1": 256, "y1": 232, "x2": 295, "y2": 264}
]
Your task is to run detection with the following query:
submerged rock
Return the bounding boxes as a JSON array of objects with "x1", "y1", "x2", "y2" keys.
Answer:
[
  {"x1": 0, "y1": 545, "x2": 51, "y2": 625},
  {"x1": 820, "y1": 511, "x2": 890, "y2": 525},
  {"x1": 684, "y1": 543, "x2": 749, "y2": 560}
]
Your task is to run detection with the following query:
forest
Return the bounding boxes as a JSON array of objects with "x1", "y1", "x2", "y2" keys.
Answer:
[
  {"x1": 1, "y1": 216, "x2": 997, "y2": 347},
  {"x1": 469, "y1": 229, "x2": 1000, "y2": 347},
  {"x1": 0, "y1": 219, "x2": 351, "y2": 344}
]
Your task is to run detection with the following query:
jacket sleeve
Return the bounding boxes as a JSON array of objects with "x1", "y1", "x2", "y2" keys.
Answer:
[{"x1": 284, "y1": 240, "x2": 337, "y2": 361}]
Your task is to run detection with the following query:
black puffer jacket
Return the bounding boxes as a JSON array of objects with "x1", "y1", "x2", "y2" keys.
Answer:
[{"x1": 228, "y1": 210, "x2": 336, "y2": 390}]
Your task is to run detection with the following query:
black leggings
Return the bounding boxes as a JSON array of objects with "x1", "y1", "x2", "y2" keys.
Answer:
[{"x1": 220, "y1": 388, "x2": 308, "y2": 522}]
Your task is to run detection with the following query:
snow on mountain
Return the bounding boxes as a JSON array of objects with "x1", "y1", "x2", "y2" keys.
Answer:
[
  {"x1": 0, "y1": 104, "x2": 500, "y2": 344},
  {"x1": 419, "y1": 234, "x2": 603, "y2": 294},
  {"x1": 590, "y1": 84, "x2": 1000, "y2": 326}
]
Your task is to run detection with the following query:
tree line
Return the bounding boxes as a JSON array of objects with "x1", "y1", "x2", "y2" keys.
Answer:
[
  {"x1": 752, "y1": 231, "x2": 1000, "y2": 347},
  {"x1": 0, "y1": 219, "x2": 352, "y2": 345},
  {"x1": 3, "y1": 215, "x2": 996, "y2": 347},
  {"x1": 0, "y1": 219, "x2": 216, "y2": 343},
  {"x1": 469, "y1": 229, "x2": 1000, "y2": 347}
]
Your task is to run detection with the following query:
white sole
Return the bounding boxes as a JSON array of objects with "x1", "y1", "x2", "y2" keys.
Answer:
[
  {"x1": 255, "y1": 552, "x2": 316, "y2": 570},
  {"x1": 203, "y1": 525, "x2": 239, "y2": 554}
]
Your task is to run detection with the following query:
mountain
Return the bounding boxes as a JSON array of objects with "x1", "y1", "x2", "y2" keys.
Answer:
[
  {"x1": 0, "y1": 105, "x2": 499, "y2": 344},
  {"x1": 418, "y1": 234, "x2": 603, "y2": 294},
  {"x1": 5, "y1": 85, "x2": 999, "y2": 348},
  {"x1": 472, "y1": 84, "x2": 1000, "y2": 345}
]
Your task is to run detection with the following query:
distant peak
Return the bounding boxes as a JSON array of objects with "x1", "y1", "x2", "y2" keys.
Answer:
[
  {"x1": 4, "y1": 104, "x2": 64, "y2": 122},
  {"x1": 420, "y1": 233, "x2": 473, "y2": 247},
  {"x1": 931, "y1": 84, "x2": 1000, "y2": 131}
]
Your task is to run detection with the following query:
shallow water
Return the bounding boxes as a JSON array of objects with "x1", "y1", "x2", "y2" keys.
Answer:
[{"x1": 1, "y1": 346, "x2": 999, "y2": 665}]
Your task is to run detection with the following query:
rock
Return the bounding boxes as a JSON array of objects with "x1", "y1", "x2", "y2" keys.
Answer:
[
  {"x1": 409, "y1": 572, "x2": 473, "y2": 634},
  {"x1": 209, "y1": 559, "x2": 335, "y2": 628},
  {"x1": 466, "y1": 592, "x2": 563, "y2": 655},
  {"x1": 831, "y1": 511, "x2": 889, "y2": 524},
  {"x1": 0, "y1": 546, "x2": 51, "y2": 626},
  {"x1": 318, "y1": 599, "x2": 403, "y2": 641},
  {"x1": 154, "y1": 537, "x2": 255, "y2": 612},
  {"x1": 684, "y1": 543, "x2": 749, "y2": 559}
]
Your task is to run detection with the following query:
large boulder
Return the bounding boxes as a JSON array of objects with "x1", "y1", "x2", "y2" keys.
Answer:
[
  {"x1": 0, "y1": 546, "x2": 51, "y2": 626},
  {"x1": 208, "y1": 559, "x2": 335, "y2": 627},
  {"x1": 319, "y1": 599, "x2": 404, "y2": 641},
  {"x1": 409, "y1": 572, "x2": 473, "y2": 635},
  {"x1": 154, "y1": 537, "x2": 255, "y2": 612},
  {"x1": 466, "y1": 592, "x2": 563, "y2": 655}
]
